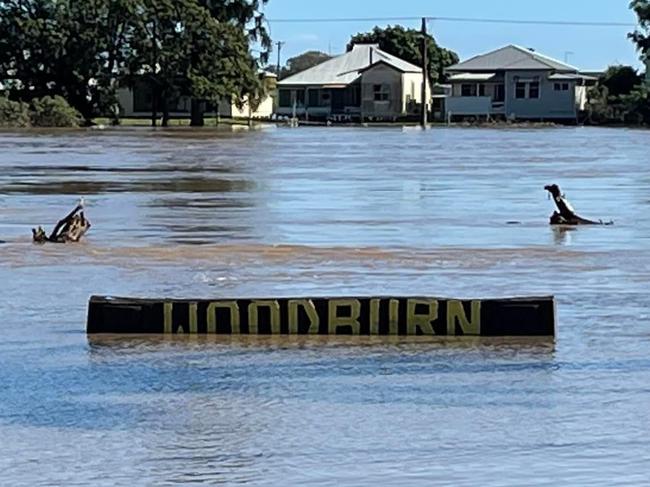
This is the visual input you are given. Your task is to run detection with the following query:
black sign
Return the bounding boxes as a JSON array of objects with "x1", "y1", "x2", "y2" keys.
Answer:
[{"x1": 86, "y1": 295, "x2": 555, "y2": 336}]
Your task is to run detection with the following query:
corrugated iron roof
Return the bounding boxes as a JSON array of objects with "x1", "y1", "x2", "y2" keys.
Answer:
[
  {"x1": 548, "y1": 73, "x2": 597, "y2": 81},
  {"x1": 448, "y1": 72, "x2": 498, "y2": 81},
  {"x1": 446, "y1": 45, "x2": 578, "y2": 73},
  {"x1": 279, "y1": 44, "x2": 421, "y2": 86}
]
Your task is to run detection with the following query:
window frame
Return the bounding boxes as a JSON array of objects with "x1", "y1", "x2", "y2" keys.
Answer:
[
  {"x1": 373, "y1": 83, "x2": 390, "y2": 102},
  {"x1": 461, "y1": 84, "x2": 477, "y2": 97},
  {"x1": 515, "y1": 82, "x2": 526, "y2": 99}
]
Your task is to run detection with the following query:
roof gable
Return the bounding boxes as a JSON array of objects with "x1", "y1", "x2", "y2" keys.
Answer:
[
  {"x1": 446, "y1": 45, "x2": 578, "y2": 73},
  {"x1": 279, "y1": 44, "x2": 420, "y2": 86}
]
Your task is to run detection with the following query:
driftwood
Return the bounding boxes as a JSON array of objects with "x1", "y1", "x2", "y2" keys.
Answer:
[
  {"x1": 32, "y1": 200, "x2": 91, "y2": 243},
  {"x1": 544, "y1": 184, "x2": 611, "y2": 225}
]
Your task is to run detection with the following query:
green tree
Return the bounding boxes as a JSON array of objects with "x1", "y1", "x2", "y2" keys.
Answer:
[
  {"x1": 0, "y1": 0, "x2": 134, "y2": 124},
  {"x1": 630, "y1": 0, "x2": 650, "y2": 64},
  {"x1": 347, "y1": 25, "x2": 458, "y2": 83},
  {"x1": 279, "y1": 51, "x2": 331, "y2": 79},
  {"x1": 30, "y1": 95, "x2": 82, "y2": 127},
  {"x1": 191, "y1": 0, "x2": 271, "y2": 125},
  {"x1": 0, "y1": 96, "x2": 30, "y2": 127},
  {"x1": 0, "y1": 0, "x2": 269, "y2": 126},
  {"x1": 599, "y1": 65, "x2": 643, "y2": 97},
  {"x1": 124, "y1": 0, "x2": 265, "y2": 127}
]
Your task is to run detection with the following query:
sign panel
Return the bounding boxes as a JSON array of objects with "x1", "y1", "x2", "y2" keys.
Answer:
[{"x1": 86, "y1": 295, "x2": 555, "y2": 336}]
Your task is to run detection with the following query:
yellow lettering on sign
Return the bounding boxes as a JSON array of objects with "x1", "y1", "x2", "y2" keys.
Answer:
[
  {"x1": 369, "y1": 298, "x2": 380, "y2": 335},
  {"x1": 189, "y1": 302, "x2": 198, "y2": 334},
  {"x1": 163, "y1": 301, "x2": 198, "y2": 334},
  {"x1": 388, "y1": 299, "x2": 399, "y2": 335},
  {"x1": 447, "y1": 300, "x2": 481, "y2": 336},
  {"x1": 406, "y1": 299, "x2": 438, "y2": 335},
  {"x1": 328, "y1": 299, "x2": 361, "y2": 335},
  {"x1": 288, "y1": 299, "x2": 320, "y2": 334},
  {"x1": 248, "y1": 300, "x2": 281, "y2": 334},
  {"x1": 206, "y1": 301, "x2": 241, "y2": 334},
  {"x1": 163, "y1": 302, "x2": 173, "y2": 334}
]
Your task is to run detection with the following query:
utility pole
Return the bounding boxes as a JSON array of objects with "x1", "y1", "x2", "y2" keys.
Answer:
[
  {"x1": 151, "y1": 19, "x2": 158, "y2": 127},
  {"x1": 276, "y1": 41, "x2": 285, "y2": 79},
  {"x1": 564, "y1": 51, "x2": 574, "y2": 64},
  {"x1": 420, "y1": 17, "x2": 428, "y2": 128}
]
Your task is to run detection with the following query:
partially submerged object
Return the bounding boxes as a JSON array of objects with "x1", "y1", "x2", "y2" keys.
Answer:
[
  {"x1": 544, "y1": 184, "x2": 612, "y2": 225},
  {"x1": 32, "y1": 199, "x2": 91, "y2": 243},
  {"x1": 87, "y1": 295, "x2": 556, "y2": 337}
]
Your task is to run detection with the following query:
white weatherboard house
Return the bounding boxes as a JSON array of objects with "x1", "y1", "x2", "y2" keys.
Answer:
[
  {"x1": 276, "y1": 44, "x2": 430, "y2": 121},
  {"x1": 116, "y1": 72, "x2": 276, "y2": 120},
  {"x1": 445, "y1": 45, "x2": 594, "y2": 121}
]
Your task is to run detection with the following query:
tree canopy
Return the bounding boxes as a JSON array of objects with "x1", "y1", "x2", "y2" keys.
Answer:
[
  {"x1": 630, "y1": 0, "x2": 650, "y2": 63},
  {"x1": 0, "y1": 0, "x2": 269, "y2": 125},
  {"x1": 278, "y1": 51, "x2": 332, "y2": 79},
  {"x1": 599, "y1": 66, "x2": 643, "y2": 97},
  {"x1": 347, "y1": 25, "x2": 458, "y2": 83}
]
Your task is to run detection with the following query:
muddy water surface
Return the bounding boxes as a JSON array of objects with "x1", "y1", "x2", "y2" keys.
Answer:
[{"x1": 1, "y1": 126, "x2": 650, "y2": 486}]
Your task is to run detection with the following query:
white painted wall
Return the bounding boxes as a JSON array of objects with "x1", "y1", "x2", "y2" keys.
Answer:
[
  {"x1": 116, "y1": 87, "x2": 273, "y2": 119},
  {"x1": 230, "y1": 95, "x2": 275, "y2": 119},
  {"x1": 401, "y1": 71, "x2": 430, "y2": 114}
]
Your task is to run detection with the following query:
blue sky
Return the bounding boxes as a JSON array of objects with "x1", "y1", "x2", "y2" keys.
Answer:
[{"x1": 262, "y1": 0, "x2": 644, "y2": 71}]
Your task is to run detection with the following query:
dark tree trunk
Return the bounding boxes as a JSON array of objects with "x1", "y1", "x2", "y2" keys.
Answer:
[
  {"x1": 161, "y1": 89, "x2": 170, "y2": 127},
  {"x1": 190, "y1": 98, "x2": 205, "y2": 127},
  {"x1": 151, "y1": 82, "x2": 158, "y2": 127}
]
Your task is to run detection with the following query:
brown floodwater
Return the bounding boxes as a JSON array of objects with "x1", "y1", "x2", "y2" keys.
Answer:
[{"x1": 1, "y1": 125, "x2": 650, "y2": 486}]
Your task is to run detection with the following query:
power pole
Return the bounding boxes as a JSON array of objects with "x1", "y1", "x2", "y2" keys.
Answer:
[
  {"x1": 276, "y1": 41, "x2": 285, "y2": 79},
  {"x1": 420, "y1": 17, "x2": 428, "y2": 128}
]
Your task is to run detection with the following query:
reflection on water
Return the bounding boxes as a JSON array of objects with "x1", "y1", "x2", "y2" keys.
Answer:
[{"x1": 2, "y1": 126, "x2": 650, "y2": 486}]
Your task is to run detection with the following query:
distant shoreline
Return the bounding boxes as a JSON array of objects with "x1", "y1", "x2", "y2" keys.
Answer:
[{"x1": 1, "y1": 117, "x2": 648, "y2": 131}]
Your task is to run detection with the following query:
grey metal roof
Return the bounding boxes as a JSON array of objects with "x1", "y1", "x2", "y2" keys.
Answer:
[
  {"x1": 446, "y1": 45, "x2": 578, "y2": 73},
  {"x1": 279, "y1": 44, "x2": 421, "y2": 86},
  {"x1": 448, "y1": 72, "x2": 498, "y2": 81},
  {"x1": 548, "y1": 73, "x2": 597, "y2": 81}
]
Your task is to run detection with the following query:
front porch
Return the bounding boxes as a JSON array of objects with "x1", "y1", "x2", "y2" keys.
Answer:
[
  {"x1": 276, "y1": 85, "x2": 361, "y2": 120},
  {"x1": 445, "y1": 72, "x2": 506, "y2": 119}
]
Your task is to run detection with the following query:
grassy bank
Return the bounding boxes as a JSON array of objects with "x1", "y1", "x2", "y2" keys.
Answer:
[{"x1": 91, "y1": 117, "x2": 264, "y2": 127}]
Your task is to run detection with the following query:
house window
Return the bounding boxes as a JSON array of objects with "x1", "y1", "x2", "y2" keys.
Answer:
[
  {"x1": 461, "y1": 84, "x2": 477, "y2": 97},
  {"x1": 515, "y1": 82, "x2": 526, "y2": 99},
  {"x1": 279, "y1": 89, "x2": 291, "y2": 107},
  {"x1": 279, "y1": 89, "x2": 305, "y2": 107},
  {"x1": 133, "y1": 83, "x2": 153, "y2": 111},
  {"x1": 296, "y1": 90, "x2": 305, "y2": 106},
  {"x1": 493, "y1": 84, "x2": 505, "y2": 102},
  {"x1": 516, "y1": 81, "x2": 540, "y2": 99},
  {"x1": 479, "y1": 84, "x2": 486, "y2": 97},
  {"x1": 554, "y1": 83, "x2": 570, "y2": 91},
  {"x1": 320, "y1": 90, "x2": 331, "y2": 105},
  {"x1": 308, "y1": 89, "x2": 319, "y2": 106},
  {"x1": 373, "y1": 84, "x2": 390, "y2": 101}
]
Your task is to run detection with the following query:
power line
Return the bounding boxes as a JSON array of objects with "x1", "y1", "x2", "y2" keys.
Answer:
[{"x1": 267, "y1": 15, "x2": 635, "y2": 28}]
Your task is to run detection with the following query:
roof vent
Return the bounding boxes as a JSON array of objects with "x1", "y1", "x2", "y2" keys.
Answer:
[{"x1": 528, "y1": 47, "x2": 535, "y2": 52}]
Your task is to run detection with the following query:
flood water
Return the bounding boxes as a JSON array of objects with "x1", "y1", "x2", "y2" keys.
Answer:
[{"x1": 1, "y1": 125, "x2": 650, "y2": 486}]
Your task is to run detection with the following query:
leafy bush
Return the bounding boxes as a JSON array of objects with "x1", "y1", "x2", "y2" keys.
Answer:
[
  {"x1": 30, "y1": 96, "x2": 82, "y2": 127},
  {"x1": 0, "y1": 96, "x2": 31, "y2": 127}
]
